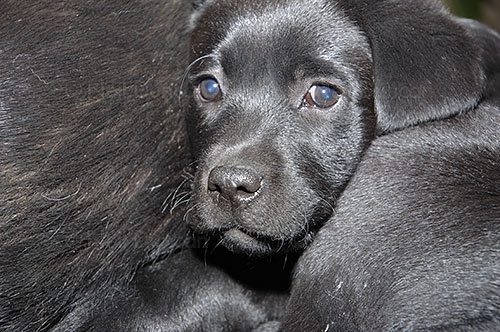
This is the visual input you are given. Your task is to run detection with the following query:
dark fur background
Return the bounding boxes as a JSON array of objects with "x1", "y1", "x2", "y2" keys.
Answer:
[{"x1": 0, "y1": 1, "x2": 193, "y2": 330}]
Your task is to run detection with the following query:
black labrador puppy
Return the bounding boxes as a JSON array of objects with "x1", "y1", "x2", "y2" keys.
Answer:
[
  {"x1": 187, "y1": 0, "x2": 375, "y2": 255},
  {"x1": 187, "y1": 0, "x2": 500, "y2": 330}
]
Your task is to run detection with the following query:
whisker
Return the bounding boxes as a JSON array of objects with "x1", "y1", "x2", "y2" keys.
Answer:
[
  {"x1": 319, "y1": 196, "x2": 336, "y2": 215},
  {"x1": 170, "y1": 197, "x2": 192, "y2": 214},
  {"x1": 282, "y1": 254, "x2": 289, "y2": 270},
  {"x1": 161, "y1": 176, "x2": 192, "y2": 214},
  {"x1": 183, "y1": 202, "x2": 200, "y2": 223},
  {"x1": 209, "y1": 237, "x2": 225, "y2": 255},
  {"x1": 276, "y1": 238, "x2": 285, "y2": 253}
]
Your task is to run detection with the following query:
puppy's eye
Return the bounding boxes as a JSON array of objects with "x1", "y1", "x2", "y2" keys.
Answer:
[
  {"x1": 303, "y1": 84, "x2": 340, "y2": 108},
  {"x1": 197, "y1": 77, "x2": 222, "y2": 103}
]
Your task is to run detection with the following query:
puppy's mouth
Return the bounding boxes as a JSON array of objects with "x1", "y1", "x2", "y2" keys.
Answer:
[
  {"x1": 220, "y1": 228, "x2": 271, "y2": 255},
  {"x1": 206, "y1": 226, "x2": 313, "y2": 256}
]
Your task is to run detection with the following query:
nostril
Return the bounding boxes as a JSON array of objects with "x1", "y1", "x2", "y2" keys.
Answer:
[
  {"x1": 237, "y1": 185, "x2": 253, "y2": 193},
  {"x1": 207, "y1": 181, "x2": 221, "y2": 192},
  {"x1": 207, "y1": 165, "x2": 263, "y2": 203}
]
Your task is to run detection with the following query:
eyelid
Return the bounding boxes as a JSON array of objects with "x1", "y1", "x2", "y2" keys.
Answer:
[
  {"x1": 300, "y1": 82, "x2": 342, "y2": 109},
  {"x1": 191, "y1": 73, "x2": 217, "y2": 85}
]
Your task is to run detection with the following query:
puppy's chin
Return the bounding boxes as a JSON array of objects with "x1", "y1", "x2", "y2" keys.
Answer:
[{"x1": 219, "y1": 228, "x2": 274, "y2": 256}]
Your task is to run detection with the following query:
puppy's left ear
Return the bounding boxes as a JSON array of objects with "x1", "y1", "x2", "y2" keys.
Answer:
[
  {"x1": 352, "y1": 1, "x2": 485, "y2": 134},
  {"x1": 189, "y1": 0, "x2": 215, "y2": 30}
]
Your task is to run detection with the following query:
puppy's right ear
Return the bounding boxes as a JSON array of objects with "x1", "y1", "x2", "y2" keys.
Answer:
[{"x1": 340, "y1": 0, "x2": 485, "y2": 135}]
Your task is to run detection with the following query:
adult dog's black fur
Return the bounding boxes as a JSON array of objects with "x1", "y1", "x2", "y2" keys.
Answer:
[
  {"x1": 55, "y1": 248, "x2": 290, "y2": 332},
  {"x1": 0, "y1": 1, "x2": 191, "y2": 330},
  {"x1": 188, "y1": 0, "x2": 500, "y2": 330},
  {"x1": 1, "y1": 1, "x2": 287, "y2": 331}
]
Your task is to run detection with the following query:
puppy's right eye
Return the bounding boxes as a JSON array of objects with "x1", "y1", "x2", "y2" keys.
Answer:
[
  {"x1": 302, "y1": 84, "x2": 340, "y2": 109},
  {"x1": 197, "y1": 77, "x2": 222, "y2": 103}
]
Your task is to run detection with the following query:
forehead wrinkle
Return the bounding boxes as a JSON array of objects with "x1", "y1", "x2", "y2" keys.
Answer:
[{"x1": 212, "y1": 0, "x2": 369, "y2": 73}]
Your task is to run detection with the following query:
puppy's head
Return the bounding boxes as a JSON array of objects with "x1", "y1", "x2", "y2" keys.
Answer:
[
  {"x1": 185, "y1": 0, "x2": 485, "y2": 255},
  {"x1": 185, "y1": 0, "x2": 375, "y2": 255}
]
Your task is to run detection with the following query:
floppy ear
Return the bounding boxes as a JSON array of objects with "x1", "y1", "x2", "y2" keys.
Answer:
[{"x1": 342, "y1": 0, "x2": 485, "y2": 134}]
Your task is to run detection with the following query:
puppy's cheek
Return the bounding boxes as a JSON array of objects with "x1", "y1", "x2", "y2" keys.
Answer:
[{"x1": 247, "y1": 170, "x2": 320, "y2": 235}]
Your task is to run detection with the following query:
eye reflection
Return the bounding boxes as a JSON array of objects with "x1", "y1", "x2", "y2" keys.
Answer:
[
  {"x1": 197, "y1": 77, "x2": 222, "y2": 102},
  {"x1": 303, "y1": 84, "x2": 340, "y2": 108}
]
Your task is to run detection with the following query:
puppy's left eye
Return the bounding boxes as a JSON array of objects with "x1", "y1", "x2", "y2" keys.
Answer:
[
  {"x1": 303, "y1": 84, "x2": 340, "y2": 108},
  {"x1": 197, "y1": 77, "x2": 222, "y2": 103}
]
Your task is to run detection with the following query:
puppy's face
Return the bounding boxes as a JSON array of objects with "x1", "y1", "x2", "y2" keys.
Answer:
[{"x1": 186, "y1": 0, "x2": 375, "y2": 255}]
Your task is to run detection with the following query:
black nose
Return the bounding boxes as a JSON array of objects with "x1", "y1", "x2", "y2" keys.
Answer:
[{"x1": 208, "y1": 165, "x2": 263, "y2": 204}]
